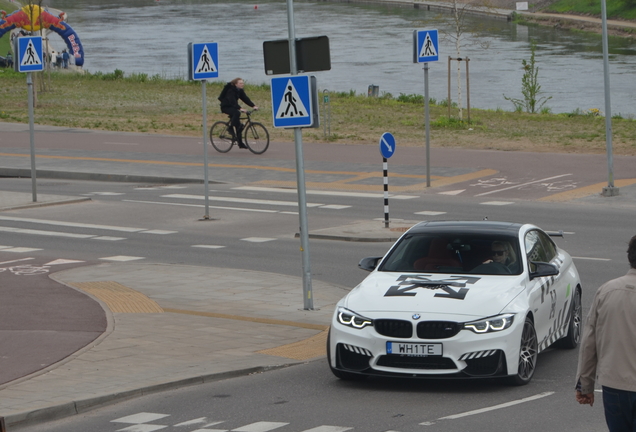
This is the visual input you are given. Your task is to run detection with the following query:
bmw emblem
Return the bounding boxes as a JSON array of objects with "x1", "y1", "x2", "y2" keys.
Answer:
[{"x1": 412, "y1": 314, "x2": 421, "y2": 320}]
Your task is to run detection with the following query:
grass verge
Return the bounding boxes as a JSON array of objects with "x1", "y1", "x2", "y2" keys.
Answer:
[{"x1": 1, "y1": 68, "x2": 635, "y2": 156}]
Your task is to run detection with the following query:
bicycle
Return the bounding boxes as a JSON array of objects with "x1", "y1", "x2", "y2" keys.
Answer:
[{"x1": 209, "y1": 110, "x2": 270, "y2": 155}]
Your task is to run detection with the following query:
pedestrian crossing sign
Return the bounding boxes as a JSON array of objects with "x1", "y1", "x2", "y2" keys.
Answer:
[
  {"x1": 413, "y1": 29, "x2": 439, "y2": 63},
  {"x1": 15, "y1": 36, "x2": 43, "y2": 72},
  {"x1": 271, "y1": 75, "x2": 317, "y2": 128},
  {"x1": 189, "y1": 42, "x2": 218, "y2": 80}
]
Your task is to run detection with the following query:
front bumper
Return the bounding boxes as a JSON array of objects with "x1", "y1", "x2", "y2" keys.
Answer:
[{"x1": 329, "y1": 314, "x2": 524, "y2": 379}]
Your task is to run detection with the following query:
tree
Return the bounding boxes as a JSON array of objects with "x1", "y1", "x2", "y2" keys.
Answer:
[
  {"x1": 504, "y1": 42, "x2": 552, "y2": 113},
  {"x1": 436, "y1": 0, "x2": 493, "y2": 121}
]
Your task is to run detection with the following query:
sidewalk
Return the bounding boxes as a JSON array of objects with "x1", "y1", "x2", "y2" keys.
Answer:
[{"x1": 0, "y1": 191, "x2": 417, "y2": 430}]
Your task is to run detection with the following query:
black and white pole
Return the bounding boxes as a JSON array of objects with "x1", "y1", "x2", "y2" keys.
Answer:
[
  {"x1": 383, "y1": 157, "x2": 390, "y2": 228},
  {"x1": 379, "y1": 132, "x2": 396, "y2": 228}
]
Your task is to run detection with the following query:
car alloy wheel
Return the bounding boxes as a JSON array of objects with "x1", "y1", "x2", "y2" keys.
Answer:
[{"x1": 509, "y1": 317, "x2": 537, "y2": 386}]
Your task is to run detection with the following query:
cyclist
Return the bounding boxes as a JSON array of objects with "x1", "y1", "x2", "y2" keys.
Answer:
[{"x1": 218, "y1": 78, "x2": 258, "y2": 149}]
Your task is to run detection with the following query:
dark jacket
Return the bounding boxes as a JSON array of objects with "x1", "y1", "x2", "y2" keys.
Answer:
[{"x1": 219, "y1": 82, "x2": 255, "y2": 111}]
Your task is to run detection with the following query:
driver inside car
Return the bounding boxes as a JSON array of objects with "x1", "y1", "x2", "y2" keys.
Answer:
[{"x1": 483, "y1": 241, "x2": 517, "y2": 270}]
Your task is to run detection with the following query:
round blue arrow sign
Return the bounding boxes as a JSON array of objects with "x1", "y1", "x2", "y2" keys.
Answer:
[{"x1": 379, "y1": 132, "x2": 396, "y2": 159}]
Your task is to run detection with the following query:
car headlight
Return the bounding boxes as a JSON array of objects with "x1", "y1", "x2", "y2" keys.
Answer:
[
  {"x1": 337, "y1": 307, "x2": 373, "y2": 329},
  {"x1": 463, "y1": 314, "x2": 515, "y2": 334}
]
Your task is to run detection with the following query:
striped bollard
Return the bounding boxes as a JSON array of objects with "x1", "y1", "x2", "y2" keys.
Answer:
[
  {"x1": 379, "y1": 132, "x2": 396, "y2": 228},
  {"x1": 383, "y1": 157, "x2": 390, "y2": 228}
]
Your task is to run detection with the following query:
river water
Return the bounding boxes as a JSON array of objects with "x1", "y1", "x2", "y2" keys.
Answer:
[{"x1": 45, "y1": 0, "x2": 636, "y2": 116}]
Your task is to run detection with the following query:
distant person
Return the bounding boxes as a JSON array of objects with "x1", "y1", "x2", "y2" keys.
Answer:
[
  {"x1": 218, "y1": 78, "x2": 258, "y2": 149},
  {"x1": 575, "y1": 234, "x2": 636, "y2": 432},
  {"x1": 55, "y1": 52, "x2": 62, "y2": 68},
  {"x1": 62, "y1": 49, "x2": 69, "y2": 68},
  {"x1": 6, "y1": 51, "x2": 12, "y2": 68}
]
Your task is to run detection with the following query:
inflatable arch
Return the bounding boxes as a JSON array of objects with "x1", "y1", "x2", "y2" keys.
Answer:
[{"x1": 0, "y1": 5, "x2": 84, "y2": 67}]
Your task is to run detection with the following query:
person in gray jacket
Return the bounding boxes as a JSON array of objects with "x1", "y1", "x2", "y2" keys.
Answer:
[{"x1": 575, "y1": 234, "x2": 636, "y2": 432}]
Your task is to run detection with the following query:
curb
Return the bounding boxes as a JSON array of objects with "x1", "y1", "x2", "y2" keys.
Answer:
[
  {"x1": 0, "y1": 196, "x2": 92, "y2": 212},
  {"x1": 3, "y1": 364, "x2": 300, "y2": 430},
  {"x1": 0, "y1": 168, "x2": 209, "y2": 185}
]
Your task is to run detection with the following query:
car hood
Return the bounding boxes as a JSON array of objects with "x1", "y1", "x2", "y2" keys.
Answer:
[{"x1": 343, "y1": 272, "x2": 525, "y2": 319}]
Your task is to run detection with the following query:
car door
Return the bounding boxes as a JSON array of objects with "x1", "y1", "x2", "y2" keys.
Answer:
[{"x1": 524, "y1": 229, "x2": 562, "y2": 351}]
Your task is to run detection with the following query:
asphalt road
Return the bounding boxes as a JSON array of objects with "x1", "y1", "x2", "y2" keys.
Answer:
[{"x1": 2, "y1": 123, "x2": 635, "y2": 431}]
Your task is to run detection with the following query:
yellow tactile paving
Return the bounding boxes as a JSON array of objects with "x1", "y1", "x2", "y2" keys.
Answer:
[
  {"x1": 254, "y1": 168, "x2": 497, "y2": 192},
  {"x1": 257, "y1": 329, "x2": 329, "y2": 360},
  {"x1": 163, "y1": 308, "x2": 328, "y2": 331},
  {"x1": 70, "y1": 281, "x2": 164, "y2": 313},
  {"x1": 539, "y1": 178, "x2": 636, "y2": 202}
]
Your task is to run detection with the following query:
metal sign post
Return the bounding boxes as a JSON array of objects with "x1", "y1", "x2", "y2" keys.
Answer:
[
  {"x1": 286, "y1": 0, "x2": 313, "y2": 310},
  {"x1": 600, "y1": 0, "x2": 618, "y2": 197},
  {"x1": 15, "y1": 36, "x2": 44, "y2": 203},
  {"x1": 414, "y1": 30, "x2": 439, "y2": 188},
  {"x1": 188, "y1": 42, "x2": 219, "y2": 218}
]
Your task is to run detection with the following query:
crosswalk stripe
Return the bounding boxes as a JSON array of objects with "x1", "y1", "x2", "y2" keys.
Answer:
[
  {"x1": 162, "y1": 194, "x2": 323, "y2": 208},
  {"x1": 0, "y1": 215, "x2": 145, "y2": 232},
  {"x1": 232, "y1": 422, "x2": 289, "y2": 432},
  {"x1": 234, "y1": 186, "x2": 417, "y2": 199}
]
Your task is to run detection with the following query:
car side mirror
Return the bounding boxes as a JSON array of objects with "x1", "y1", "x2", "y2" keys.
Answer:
[
  {"x1": 529, "y1": 261, "x2": 559, "y2": 280},
  {"x1": 359, "y1": 256, "x2": 382, "y2": 272}
]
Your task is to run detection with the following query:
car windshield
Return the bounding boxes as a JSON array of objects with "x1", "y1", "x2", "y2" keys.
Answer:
[{"x1": 379, "y1": 232, "x2": 522, "y2": 275}]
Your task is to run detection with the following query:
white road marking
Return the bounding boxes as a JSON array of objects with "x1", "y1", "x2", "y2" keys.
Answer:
[
  {"x1": 192, "y1": 245, "x2": 226, "y2": 249},
  {"x1": 480, "y1": 201, "x2": 515, "y2": 206},
  {"x1": 92, "y1": 236, "x2": 127, "y2": 241},
  {"x1": 124, "y1": 200, "x2": 278, "y2": 213},
  {"x1": 45, "y1": 259, "x2": 85, "y2": 265},
  {"x1": 86, "y1": 192, "x2": 126, "y2": 196},
  {"x1": 100, "y1": 256, "x2": 145, "y2": 262},
  {"x1": 0, "y1": 226, "x2": 95, "y2": 238},
  {"x1": 134, "y1": 185, "x2": 187, "y2": 190},
  {"x1": 173, "y1": 418, "x2": 224, "y2": 427},
  {"x1": 0, "y1": 215, "x2": 145, "y2": 232},
  {"x1": 300, "y1": 427, "x2": 353, "y2": 432},
  {"x1": 234, "y1": 186, "x2": 417, "y2": 199},
  {"x1": 415, "y1": 211, "x2": 447, "y2": 216},
  {"x1": 112, "y1": 413, "x2": 170, "y2": 424},
  {"x1": 141, "y1": 230, "x2": 178, "y2": 235},
  {"x1": 232, "y1": 422, "x2": 289, "y2": 432},
  {"x1": 0, "y1": 247, "x2": 43, "y2": 252},
  {"x1": 116, "y1": 425, "x2": 166, "y2": 432},
  {"x1": 318, "y1": 204, "x2": 351, "y2": 209},
  {"x1": 0, "y1": 257, "x2": 34, "y2": 265},
  {"x1": 104, "y1": 142, "x2": 138, "y2": 146},
  {"x1": 474, "y1": 174, "x2": 572, "y2": 196},
  {"x1": 421, "y1": 391, "x2": 554, "y2": 426},
  {"x1": 162, "y1": 194, "x2": 323, "y2": 208},
  {"x1": 438, "y1": 189, "x2": 465, "y2": 195},
  {"x1": 241, "y1": 237, "x2": 276, "y2": 243},
  {"x1": 572, "y1": 256, "x2": 611, "y2": 261}
]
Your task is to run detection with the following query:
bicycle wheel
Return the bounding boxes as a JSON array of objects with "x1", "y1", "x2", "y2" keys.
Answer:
[
  {"x1": 243, "y1": 122, "x2": 270, "y2": 155},
  {"x1": 210, "y1": 121, "x2": 234, "y2": 153}
]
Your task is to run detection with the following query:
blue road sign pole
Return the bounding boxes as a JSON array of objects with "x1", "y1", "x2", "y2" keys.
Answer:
[
  {"x1": 27, "y1": 72, "x2": 37, "y2": 202},
  {"x1": 286, "y1": 0, "x2": 313, "y2": 310}
]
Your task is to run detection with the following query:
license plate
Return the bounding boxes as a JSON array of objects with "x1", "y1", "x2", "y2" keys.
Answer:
[{"x1": 386, "y1": 342, "x2": 442, "y2": 356}]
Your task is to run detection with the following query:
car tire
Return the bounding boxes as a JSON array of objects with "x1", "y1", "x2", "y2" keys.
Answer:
[
  {"x1": 556, "y1": 288, "x2": 582, "y2": 349},
  {"x1": 508, "y1": 316, "x2": 538, "y2": 386},
  {"x1": 326, "y1": 330, "x2": 368, "y2": 381}
]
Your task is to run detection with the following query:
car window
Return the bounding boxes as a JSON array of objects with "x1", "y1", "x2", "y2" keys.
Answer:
[
  {"x1": 379, "y1": 233, "x2": 522, "y2": 275},
  {"x1": 538, "y1": 231, "x2": 557, "y2": 261},
  {"x1": 525, "y1": 229, "x2": 559, "y2": 274}
]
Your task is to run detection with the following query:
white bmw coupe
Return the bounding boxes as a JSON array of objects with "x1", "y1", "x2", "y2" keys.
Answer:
[{"x1": 328, "y1": 221, "x2": 582, "y2": 385}]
